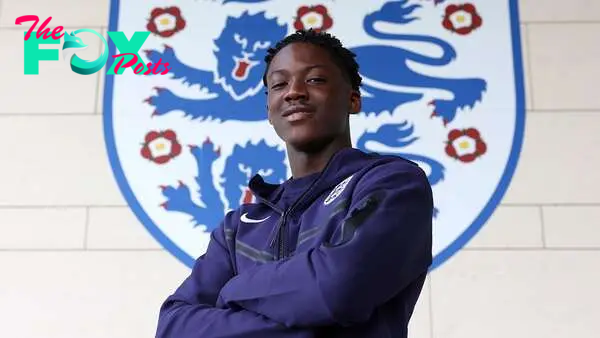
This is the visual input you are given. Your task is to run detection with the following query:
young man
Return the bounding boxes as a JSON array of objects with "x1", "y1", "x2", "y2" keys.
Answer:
[{"x1": 155, "y1": 29, "x2": 433, "y2": 338}]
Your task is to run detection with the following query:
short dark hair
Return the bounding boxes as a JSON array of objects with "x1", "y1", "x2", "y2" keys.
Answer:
[{"x1": 262, "y1": 29, "x2": 362, "y2": 91}]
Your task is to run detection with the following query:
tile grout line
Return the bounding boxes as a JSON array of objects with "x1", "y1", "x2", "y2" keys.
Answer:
[
  {"x1": 0, "y1": 25, "x2": 106, "y2": 31},
  {"x1": 0, "y1": 205, "x2": 127, "y2": 209},
  {"x1": 0, "y1": 248, "x2": 165, "y2": 252},
  {"x1": 462, "y1": 247, "x2": 600, "y2": 251},
  {"x1": 93, "y1": 27, "x2": 108, "y2": 115},
  {"x1": 83, "y1": 206, "x2": 90, "y2": 249},
  {"x1": 427, "y1": 276, "x2": 434, "y2": 338},
  {"x1": 0, "y1": 113, "x2": 98, "y2": 116},
  {"x1": 522, "y1": 22, "x2": 536, "y2": 111},
  {"x1": 539, "y1": 206, "x2": 547, "y2": 249},
  {"x1": 94, "y1": 73, "x2": 102, "y2": 114},
  {"x1": 93, "y1": 39, "x2": 102, "y2": 115},
  {"x1": 527, "y1": 109, "x2": 600, "y2": 113},
  {"x1": 520, "y1": 20, "x2": 600, "y2": 25},
  {"x1": 500, "y1": 202, "x2": 600, "y2": 207}
]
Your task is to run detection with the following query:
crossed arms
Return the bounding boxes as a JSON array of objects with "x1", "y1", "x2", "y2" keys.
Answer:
[{"x1": 155, "y1": 161, "x2": 433, "y2": 337}]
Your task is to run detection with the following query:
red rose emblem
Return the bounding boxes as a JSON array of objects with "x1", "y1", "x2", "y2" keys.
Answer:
[
  {"x1": 442, "y1": 3, "x2": 482, "y2": 35},
  {"x1": 141, "y1": 130, "x2": 182, "y2": 164},
  {"x1": 445, "y1": 128, "x2": 487, "y2": 163},
  {"x1": 294, "y1": 5, "x2": 333, "y2": 32},
  {"x1": 146, "y1": 7, "x2": 186, "y2": 38}
]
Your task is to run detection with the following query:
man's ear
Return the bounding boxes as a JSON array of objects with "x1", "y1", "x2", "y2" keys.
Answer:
[
  {"x1": 349, "y1": 90, "x2": 361, "y2": 114},
  {"x1": 266, "y1": 104, "x2": 273, "y2": 125}
]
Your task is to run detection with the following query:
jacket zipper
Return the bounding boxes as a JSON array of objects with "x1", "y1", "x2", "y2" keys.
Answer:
[
  {"x1": 278, "y1": 215, "x2": 286, "y2": 260},
  {"x1": 270, "y1": 212, "x2": 287, "y2": 260},
  {"x1": 272, "y1": 168, "x2": 330, "y2": 259},
  {"x1": 261, "y1": 152, "x2": 341, "y2": 259}
]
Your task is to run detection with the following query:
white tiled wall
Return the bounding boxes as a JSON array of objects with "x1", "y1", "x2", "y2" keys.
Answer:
[{"x1": 0, "y1": 1, "x2": 598, "y2": 337}]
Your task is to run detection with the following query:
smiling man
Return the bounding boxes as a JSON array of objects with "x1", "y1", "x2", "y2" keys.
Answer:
[{"x1": 155, "y1": 29, "x2": 433, "y2": 338}]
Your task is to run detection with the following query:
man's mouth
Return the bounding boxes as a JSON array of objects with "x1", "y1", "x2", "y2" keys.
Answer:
[
  {"x1": 282, "y1": 105, "x2": 315, "y2": 116},
  {"x1": 286, "y1": 111, "x2": 314, "y2": 122},
  {"x1": 282, "y1": 105, "x2": 316, "y2": 122},
  {"x1": 232, "y1": 56, "x2": 258, "y2": 81}
]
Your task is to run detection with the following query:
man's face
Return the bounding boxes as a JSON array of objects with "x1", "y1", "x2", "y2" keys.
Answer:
[{"x1": 265, "y1": 42, "x2": 361, "y2": 152}]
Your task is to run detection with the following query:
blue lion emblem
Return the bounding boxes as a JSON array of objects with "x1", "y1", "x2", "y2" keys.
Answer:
[
  {"x1": 354, "y1": 1, "x2": 487, "y2": 124},
  {"x1": 160, "y1": 139, "x2": 287, "y2": 231},
  {"x1": 145, "y1": 11, "x2": 287, "y2": 121},
  {"x1": 142, "y1": 0, "x2": 488, "y2": 230}
]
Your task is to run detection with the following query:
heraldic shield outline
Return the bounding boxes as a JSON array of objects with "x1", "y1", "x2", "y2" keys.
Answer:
[{"x1": 103, "y1": 0, "x2": 526, "y2": 271}]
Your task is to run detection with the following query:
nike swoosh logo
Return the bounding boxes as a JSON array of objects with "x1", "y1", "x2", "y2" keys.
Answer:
[{"x1": 240, "y1": 212, "x2": 271, "y2": 224}]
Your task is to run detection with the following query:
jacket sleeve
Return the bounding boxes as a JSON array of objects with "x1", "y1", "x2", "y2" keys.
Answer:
[
  {"x1": 216, "y1": 161, "x2": 433, "y2": 328},
  {"x1": 155, "y1": 211, "x2": 315, "y2": 338}
]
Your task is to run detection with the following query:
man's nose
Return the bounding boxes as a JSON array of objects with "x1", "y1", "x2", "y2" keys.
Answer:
[{"x1": 284, "y1": 79, "x2": 308, "y2": 102}]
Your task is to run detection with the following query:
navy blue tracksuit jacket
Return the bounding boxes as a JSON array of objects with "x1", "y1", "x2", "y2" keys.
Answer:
[{"x1": 156, "y1": 147, "x2": 433, "y2": 337}]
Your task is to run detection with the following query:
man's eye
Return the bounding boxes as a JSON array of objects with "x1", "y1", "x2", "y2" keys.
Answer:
[
  {"x1": 308, "y1": 78, "x2": 326, "y2": 83},
  {"x1": 271, "y1": 82, "x2": 286, "y2": 89}
]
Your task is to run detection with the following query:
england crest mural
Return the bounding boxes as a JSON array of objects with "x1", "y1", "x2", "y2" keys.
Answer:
[{"x1": 103, "y1": 0, "x2": 525, "y2": 270}]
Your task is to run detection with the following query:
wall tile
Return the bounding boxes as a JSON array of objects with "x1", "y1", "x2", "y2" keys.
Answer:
[
  {"x1": 528, "y1": 23, "x2": 600, "y2": 110},
  {"x1": 0, "y1": 207, "x2": 86, "y2": 249},
  {"x1": 409, "y1": 277, "x2": 432, "y2": 338},
  {"x1": 87, "y1": 207, "x2": 162, "y2": 249},
  {"x1": 430, "y1": 250, "x2": 600, "y2": 338},
  {"x1": 466, "y1": 206, "x2": 543, "y2": 248},
  {"x1": 0, "y1": 28, "x2": 100, "y2": 114},
  {"x1": 520, "y1": 24, "x2": 533, "y2": 111},
  {"x1": 503, "y1": 113, "x2": 600, "y2": 204},
  {"x1": 0, "y1": 251, "x2": 189, "y2": 338},
  {"x1": 543, "y1": 206, "x2": 600, "y2": 248},
  {"x1": 519, "y1": 0, "x2": 600, "y2": 23},
  {"x1": 0, "y1": 115, "x2": 125, "y2": 206},
  {"x1": 96, "y1": 27, "x2": 107, "y2": 114},
  {"x1": 0, "y1": 0, "x2": 110, "y2": 27}
]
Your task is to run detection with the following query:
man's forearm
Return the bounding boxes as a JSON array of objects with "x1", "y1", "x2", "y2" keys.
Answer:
[
  {"x1": 157, "y1": 299, "x2": 315, "y2": 338},
  {"x1": 155, "y1": 215, "x2": 315, "y2": 338},
  {"x1": 216, "y1": 163, "x2": 433, "y2": 328}
]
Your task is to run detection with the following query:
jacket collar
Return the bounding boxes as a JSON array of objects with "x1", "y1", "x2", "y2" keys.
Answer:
[{"x1": 249, "y1": 147, "x2": 376, "y2": 211}]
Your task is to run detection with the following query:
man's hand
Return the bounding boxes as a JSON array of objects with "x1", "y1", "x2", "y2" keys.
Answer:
[{"x1": 216, "y1": 161, "x2": 433, "y2": 328}]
